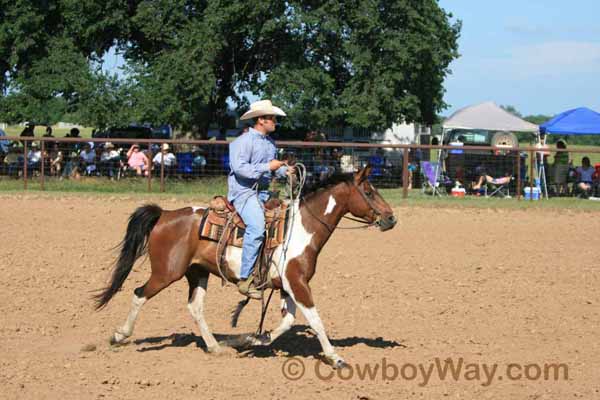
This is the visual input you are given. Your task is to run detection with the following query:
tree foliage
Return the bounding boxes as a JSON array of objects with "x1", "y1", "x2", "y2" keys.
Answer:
[{"x1": 1, "y1": 0, "x2": 461, "y2": 136}]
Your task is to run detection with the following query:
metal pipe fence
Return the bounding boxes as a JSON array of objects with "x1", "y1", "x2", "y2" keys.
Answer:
[{"x1": 1, "y1": 136, "x2": 600, "y2": 200}]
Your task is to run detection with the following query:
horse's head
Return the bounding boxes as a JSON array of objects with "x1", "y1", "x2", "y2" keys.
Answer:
[{"x1": 347, "y1": 165, "x2": 397, "y2": 231}]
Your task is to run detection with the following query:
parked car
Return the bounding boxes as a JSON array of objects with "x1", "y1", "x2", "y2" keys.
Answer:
[
  {"x1": 93, "y1": 125, "x2": 172, "y2": 140},
  {"x1": 93, "y1": 125, "x2": 172, "y2": 149}
]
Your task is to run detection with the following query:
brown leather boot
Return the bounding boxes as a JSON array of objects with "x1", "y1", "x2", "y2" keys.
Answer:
[{"x1": 237, "y1": 277, "x2": 262, "y2": 299}]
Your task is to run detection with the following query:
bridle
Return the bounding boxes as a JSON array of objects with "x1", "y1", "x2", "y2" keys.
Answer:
[{"x1": 304, "y1": 179, "x2": 385, "y2": 233}]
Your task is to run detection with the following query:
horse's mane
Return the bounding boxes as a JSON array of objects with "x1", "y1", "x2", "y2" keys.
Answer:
[{"x1": 301, "y1": 173, "x2": 354, "y2": 198}]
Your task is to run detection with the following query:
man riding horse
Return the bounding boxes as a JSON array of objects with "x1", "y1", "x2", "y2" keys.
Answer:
[{"x1": 229, "y1": 100, "x2": 295, "y2": 299}]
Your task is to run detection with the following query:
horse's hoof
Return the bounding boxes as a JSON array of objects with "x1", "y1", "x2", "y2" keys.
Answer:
[
  {"x1": 326, "y1": 355, "x2": 348, "y2": 370},
  {"x1": 109, "y1": 333, "x2": 129, "y2": 347},
  {"x1": 207, "y1": 344, "x2": 223, "y2": 354},
  {"x1": 333, "y1": 359, "x2": 349, "y2": 369},
  {"x1": 250, "y1": 332, "x2": 271, "y2": 346}
]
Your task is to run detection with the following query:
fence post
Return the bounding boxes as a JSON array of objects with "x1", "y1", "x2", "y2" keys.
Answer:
[
  {"x1": 515, "y1": 150, "x2": 521, "y2": 200},
  {"x1": 529, "y1": 150, "x2": 534, "y2": 201},
  {"x1": 23, "y1": 140, "x2": 28, "y2": 190},
  {"x1": 160, "y1": 145, "x2": 165, "y2": 193},
  {"x1": 147, "y1": 142, "x2": 152, "y2": 192},
  {"x1": 40, "y1": 140, "x2": 45, "y2": 191},
  {"x1": 402, "y1": 147, "x2": 409, "y2": 199}
]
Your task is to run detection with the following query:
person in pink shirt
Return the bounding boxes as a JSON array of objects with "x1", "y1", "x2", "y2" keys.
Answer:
[{"x1": 126, "y1": 144, "x2": 149, "y2": 176}]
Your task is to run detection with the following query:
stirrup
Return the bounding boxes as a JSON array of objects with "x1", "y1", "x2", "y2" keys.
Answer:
[{"x1": 237, "y1": 277, "x2": 261, "y2": 300}]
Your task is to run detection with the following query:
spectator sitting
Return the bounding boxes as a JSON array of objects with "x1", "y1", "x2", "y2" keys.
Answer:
[
  {"x1": 127, "y1": 144, "x2": 149, "y2": 176},
  {"x1": 575, "y1": 156, "x2": 595, "y2": 198},
  {"x1": 152, "y1": 144, "x2": 177, "y2": 176},
  {"x1": 0, "y1": 127, "x2": 10, "y2": 154},
  {"x1": 368, "y1": 148, "x2": 387, "y2": 179},
  {"x1": 472, "y1": 173, "x2": 511, "y2": 191},
  {"x1": 4, "y1": 145, "x2": 23, "y2": 177},
  {"x1": 49, "y1": 143, "x2": 63, "y2": 176},
  {"x1": 27, "y1": 142, "x2": 42, "y2": 174},
  {"x1": 100, "y1": 142, "x2": 121, "y2": 179},
  {"x1": 192, "y1": 147, "x2": 207, "y2": 176},
  {"x1": 79, "y1": 143, "x2": 97, "y2": 175}
]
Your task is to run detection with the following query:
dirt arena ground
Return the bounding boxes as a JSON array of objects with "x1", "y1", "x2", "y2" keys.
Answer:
[{"x1": 1, "y1": 193, "x2": 599, "y2": 399}]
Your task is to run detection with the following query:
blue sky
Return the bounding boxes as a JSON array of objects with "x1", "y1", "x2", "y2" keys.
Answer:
[
  {"x1": 438, "y1": 0, "x2": 600, "y2": 116},
  {"x1": 103, "y1": 1, "x2": 600, "y2": 118}
]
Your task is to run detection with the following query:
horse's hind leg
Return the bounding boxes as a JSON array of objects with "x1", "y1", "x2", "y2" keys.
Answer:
[
  {"x1": 186, "y1": 265, "x2": 221, "y2": 353},
  {"x1": 110, "y1": 273, "x2": 178, "y2": 345},
  {"x1": 110, "y1": 286, "x2": 147, "y2": 345},
  {"x1": 263, "y1": 292, "x2": 296, "y2": 344}
]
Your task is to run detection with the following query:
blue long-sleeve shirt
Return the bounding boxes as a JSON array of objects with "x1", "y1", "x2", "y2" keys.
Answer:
[{"x1": 227, "y1": 128, "x2": 287, "y2": 202}]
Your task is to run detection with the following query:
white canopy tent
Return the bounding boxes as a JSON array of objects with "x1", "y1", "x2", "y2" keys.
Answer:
[
  {"x1": 443, "y1": 101, "x2": 538, "y2": 132},
  {"x1": 432, "y1": 102, "x2": 540, "y2": 197}
]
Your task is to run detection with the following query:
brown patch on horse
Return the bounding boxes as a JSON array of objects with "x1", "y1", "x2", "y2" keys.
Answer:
[{"x1": 285, "y1": 258, "x2": 315, "y2": 308}]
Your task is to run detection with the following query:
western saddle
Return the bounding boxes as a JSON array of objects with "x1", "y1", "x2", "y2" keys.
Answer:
[{"x1": 199, "y1": 195, "x2": 289, "y2": 285}]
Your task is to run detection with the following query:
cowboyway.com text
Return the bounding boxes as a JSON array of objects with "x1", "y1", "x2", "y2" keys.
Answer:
[{"x1": 281, "y1": 357, "x2": 569, "y2": 386}]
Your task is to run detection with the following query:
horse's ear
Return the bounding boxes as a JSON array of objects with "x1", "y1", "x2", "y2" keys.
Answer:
[{"x1": 354, "y1": 164, "x2": 372, "y2": 183}]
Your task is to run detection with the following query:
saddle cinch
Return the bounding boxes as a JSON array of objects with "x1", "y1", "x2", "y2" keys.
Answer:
[{"x1": 199, "y1": 196, "x2": 289, "y2": 250}]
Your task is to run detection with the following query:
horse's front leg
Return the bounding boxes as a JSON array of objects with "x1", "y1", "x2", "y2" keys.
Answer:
[{"x1": 286, "y1": 275, "x2": 347, "y2": 369}]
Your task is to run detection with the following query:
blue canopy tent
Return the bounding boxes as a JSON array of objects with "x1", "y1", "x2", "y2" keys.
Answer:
[{"x1": 540, "y1": 107, "x2": 600, "y2": 135}]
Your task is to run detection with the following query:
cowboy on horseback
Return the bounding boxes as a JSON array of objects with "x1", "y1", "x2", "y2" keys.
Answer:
[{"x1": 228, "y1": 100, "x2": 294, "y2": 299}]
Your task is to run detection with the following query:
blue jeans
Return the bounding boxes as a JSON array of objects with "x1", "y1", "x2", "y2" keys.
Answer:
[{"x1": 233, "y1": 191, "x2": 270, "y2": 279}]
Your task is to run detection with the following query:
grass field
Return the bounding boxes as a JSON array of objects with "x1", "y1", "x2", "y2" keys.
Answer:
[
  {"x1": 2, "y1": 125, "x2": 94, "y2": 138},
  {"x1": 1, "y1": 176, "x2": 600, "y2": 211}
]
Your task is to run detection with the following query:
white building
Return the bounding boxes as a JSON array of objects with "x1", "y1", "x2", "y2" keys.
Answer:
[{"x1": 323, "y1": 122, "x2": 430, "y2": 144}]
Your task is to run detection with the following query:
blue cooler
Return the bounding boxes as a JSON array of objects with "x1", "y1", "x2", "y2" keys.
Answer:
[{"x1": 524, "y1": 187, "x2": 540, "y2": 200}]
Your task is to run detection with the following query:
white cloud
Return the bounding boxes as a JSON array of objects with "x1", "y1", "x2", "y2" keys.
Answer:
[{"x1": 483, "y1": 41, "x2": 600, "y2": 79}]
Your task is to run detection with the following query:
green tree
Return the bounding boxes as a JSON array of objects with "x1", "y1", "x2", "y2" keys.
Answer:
[
  {"x1": 500, "y1": 104, "x2": 523, "y2": 118},
  {"x1": 1, "y1": 0, "x2": 461, "y2": 137},
  {"x1": 266, "y1": 0, "x2": 461, "y2": 131},
  {"x1": 523, "y1": 114, "x2": 552, "y2": 126}
]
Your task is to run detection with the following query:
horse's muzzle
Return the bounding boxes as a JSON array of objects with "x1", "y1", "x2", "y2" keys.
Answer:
[{"x1": 377, "y1": 214, "x2": 397, "y2": 231}]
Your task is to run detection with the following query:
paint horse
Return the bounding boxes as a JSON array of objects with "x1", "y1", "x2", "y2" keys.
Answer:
[{"x1": 95, "y1": 166, "x2": 396, "y2": 368}]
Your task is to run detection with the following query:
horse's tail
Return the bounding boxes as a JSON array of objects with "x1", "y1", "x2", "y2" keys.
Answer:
[{"x1": 94, "y1": 204, "x2": 163, "y2": 310}]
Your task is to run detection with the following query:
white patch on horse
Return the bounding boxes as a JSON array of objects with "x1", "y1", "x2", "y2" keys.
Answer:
[
  {"x1": 113, "y1": 295, "x2": 146, "y2": 342},
  {"x1": 224, "y1": 246, "x2": 243, "y2": 279},
  {"x1": 192, "y1": 206, "x2": 203, "y2": 213},
  {"x1": 324, "y1": 195, "x2": 336, "y2": 215},
  {"x1": 269, "y1": 200, "x2": 313, "y2": 284},
  {"x1": 296, "y1": 303, "x2": 340, "y2": 360}
]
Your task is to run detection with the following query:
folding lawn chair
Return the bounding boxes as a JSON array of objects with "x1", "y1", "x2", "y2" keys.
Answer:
[
  {"x1": 421, "y1": 161, "x2": 446, "y2": 196},
  {"x1": 483, "y1": 176, "x2": 513, "y2": 198}
]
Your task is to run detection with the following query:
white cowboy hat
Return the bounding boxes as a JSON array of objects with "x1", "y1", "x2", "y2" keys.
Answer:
[
  {"x1": 104, "y1": 142, "x2": 115, "y2": 149},
  {"x1": 239, "y1": 100, "x2": 286, "y2": 121},
  {"x1": 161, "y1": 143, "x2": 170, "y2": 151}
]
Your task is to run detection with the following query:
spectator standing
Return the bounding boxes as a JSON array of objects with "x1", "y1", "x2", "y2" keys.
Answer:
[
  {"x1": 552, "y1": 139, "x2": 570, "y2": 196},
  {"x1": 61, "y1": 128, "x2": 83, "y2": 178},
  {"x1": 43, "y1": 126, "x2": 54, "y2": 138},
  {"x1": 20, "y1": 122, "x2": 35, "y2": 137}
]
